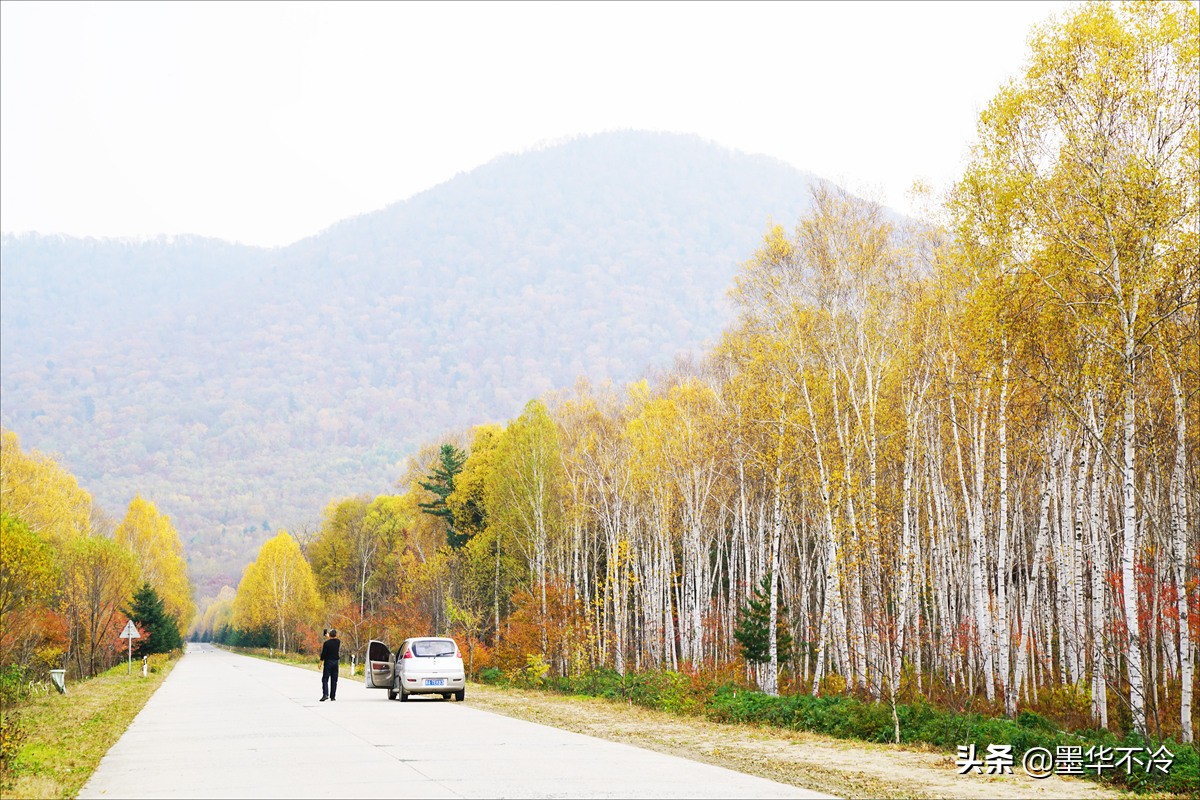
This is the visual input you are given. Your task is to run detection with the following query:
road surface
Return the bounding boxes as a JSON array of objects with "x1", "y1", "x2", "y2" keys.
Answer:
[{"x1": 79, "y1": 643, "x2": 831, "y2": 799}]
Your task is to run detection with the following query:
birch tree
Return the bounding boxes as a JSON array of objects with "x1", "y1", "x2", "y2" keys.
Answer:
[
  {"x1": 233, "y1": 530, "x2": 321, "y2": 654},
  {"x1": 953, "y1": 0, "x2": 1198, "y2": 734}
]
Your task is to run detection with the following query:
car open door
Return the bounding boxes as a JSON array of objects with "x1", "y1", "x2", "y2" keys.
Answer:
[{"x1": 364, "y1": 640, "x2": 392, "y2": 689}]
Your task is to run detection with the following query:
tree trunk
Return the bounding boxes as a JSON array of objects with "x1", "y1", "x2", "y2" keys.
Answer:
[
  {"x1": 997, "y1": 355, "x2": 1014, "y2": 716},
  {"x1": 1013, "y1": 432, "x2": 1059, "y2": 708},
  {"x1": 1122, "y1": 366, "x2": 1147, "y2": 735},
  {"x1": 950, "y1": 371, "x2": 995, "y2": 702},
  {"x1": 765, "y1": 460, "x2": 783, "y2": 696},
  {"x1": 1169, "y1": 371, "x2": 1193, "y2": 742},
  {"x1": 1087, "y1": 395, "x2": 1109, "y2": 728}
]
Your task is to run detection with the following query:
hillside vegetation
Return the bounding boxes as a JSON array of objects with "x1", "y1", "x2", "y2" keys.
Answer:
[{"x1": 0, "y1": 131, "x2": 817, "y2": 593}]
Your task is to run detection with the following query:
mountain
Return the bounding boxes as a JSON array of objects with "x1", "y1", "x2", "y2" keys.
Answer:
[{"x1": 0, "y1": 130, "x2": 818, "y2": 595}]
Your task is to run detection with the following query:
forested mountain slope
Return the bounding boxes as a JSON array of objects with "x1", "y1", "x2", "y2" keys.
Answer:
[{"x1": 1, "y1": 131, "x2": 818, "y2": 593}]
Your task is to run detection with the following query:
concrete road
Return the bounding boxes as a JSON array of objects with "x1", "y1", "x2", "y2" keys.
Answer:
[{"x1": 79, "y1": 643, "x2": 830, "y2": 799}]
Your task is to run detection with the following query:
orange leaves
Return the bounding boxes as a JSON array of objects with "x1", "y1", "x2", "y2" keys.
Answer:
[
  {"x1": 0, "y1": 605, "x2": 67, "y2": 671},
  {"x1": 495, "y1": 583, "x2": 589, "y2": 676}
]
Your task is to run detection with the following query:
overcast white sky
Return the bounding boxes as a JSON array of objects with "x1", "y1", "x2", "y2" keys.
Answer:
[{"x1": 1, "y1": 0, "x2": 1076, "y2": 248}]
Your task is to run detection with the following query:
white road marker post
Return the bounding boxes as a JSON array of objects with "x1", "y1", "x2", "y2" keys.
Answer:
[{"x1": 119, "y1": 620, "x2": 141, "y2": 675}]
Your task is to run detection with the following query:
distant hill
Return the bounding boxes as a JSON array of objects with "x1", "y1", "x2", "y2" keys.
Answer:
[{"x1": 0, "y1": 130, "x2": 818, "y2": 595}]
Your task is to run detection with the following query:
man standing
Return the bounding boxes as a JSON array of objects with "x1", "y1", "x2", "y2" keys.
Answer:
[{"x1": 319, "y1": 629, "x2": 340, "y2": 701}]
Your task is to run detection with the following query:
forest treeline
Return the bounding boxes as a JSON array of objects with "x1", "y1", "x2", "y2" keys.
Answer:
[
  {"x1": 197, "y1": 1, "x2": 1198, "y2": 745},
  {"x1": 1, "y1": 429, "x2": 195, "y2": 685},
  {"x1": 1, "y1": 130, "x2": 817, "y2": 597}
]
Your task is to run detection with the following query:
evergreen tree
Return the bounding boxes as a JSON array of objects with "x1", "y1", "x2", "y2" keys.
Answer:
[
  {"x1": 126, "y1": 582, "x2": 183, "y2": 656},
  {"x1": 734, "y1": 573, "x2": 792, "y2": 666},
  {"x1": 419, "y1": 443, "x2": 468, "y2": 548}
]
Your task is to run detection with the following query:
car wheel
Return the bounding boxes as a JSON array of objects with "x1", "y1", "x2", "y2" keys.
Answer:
[
  {"x1": 454, "y1": 688, "x2": 465, "y2": 702},
  {"x1": 399, "y1": 687, "x2": 409, "y2": 702}
]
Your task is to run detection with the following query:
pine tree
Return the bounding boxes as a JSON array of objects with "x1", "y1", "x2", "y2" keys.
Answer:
[
  {"x1": 734, "y1": 573, "x2": 792, "y2": 666},
  {"x1": 419, "y1": 443, "x2": 468, "y2": 548},
  {"x1": 126, "y1": 582, "x2": 182, "y2": 656}
]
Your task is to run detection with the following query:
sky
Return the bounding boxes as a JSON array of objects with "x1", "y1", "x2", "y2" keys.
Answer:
[{"x1": 1, "y1": 0, "x2": 1077, "y2": 249}]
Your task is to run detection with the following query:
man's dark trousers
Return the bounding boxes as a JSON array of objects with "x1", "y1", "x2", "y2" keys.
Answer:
[{"x1": 322, "y1": 660, "x2": 338, "y2": 700}]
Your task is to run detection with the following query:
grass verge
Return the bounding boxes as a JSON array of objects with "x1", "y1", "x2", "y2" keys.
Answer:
[
  {"x1": 468, "y1": 682, "x2": 1130, "y2": 800},
  {"x1": 1, "y1": 656, "x2": 177, "y2": 799},
  {"x1": 480, "y1": 669, "x2": 1197, "y2": 797}
]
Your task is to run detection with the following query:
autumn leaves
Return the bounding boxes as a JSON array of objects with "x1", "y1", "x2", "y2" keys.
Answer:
[
  {"x1": 194, "y1": 3, "x2": 1196, "y2": 745},
  {"x1": 1, "y1": 431, "x2": 195, "y2": 679}
]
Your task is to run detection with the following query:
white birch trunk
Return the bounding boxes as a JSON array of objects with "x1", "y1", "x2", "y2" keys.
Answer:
[
  {"x1": 1122, "y1": 372, "x2": 1147, "y2": 735},
  {"x1": 829, "y1": 362, "x2": 868, "y2": 692},
  {"x1": 1073, "y1": 440, "x2": 1087, "y2": 687},
  {"x1": 1013, "y1": 432, "x2": 1060, "y2": 706},
  {"x1": 1169, "y1": 371, "x2": 1193, "y2": 742},
  {"x1": 949, "y1": 366, "x2": 995, "y2": 702},
  {"x1": 802, "y1": 364, "x2": 849, "y2": 694},
  {"x1": 764, "y1": 461, "x2": 783, "y2": 696},
  {"x1": 1087, "y1": 394, "x2": 1109, "y2": 728},
  {"x1": 1056, "y1": 440, "x2": 1078, "y2": 685},
  {"x1": 997, "y1": 355, "x2": 1013, "y2": 716}
]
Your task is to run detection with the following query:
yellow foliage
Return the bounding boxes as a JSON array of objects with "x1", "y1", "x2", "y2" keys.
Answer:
[
  {"x1": 447, "y1": 424, "x2": 503, "y2": 541},
  {"x1": 233, "y1": 531, "x2": 321, "y2": 653},
  {"x1": 115, "y1": 496, "x2": 195, "y2": 632},
  {"x1": 59, "y1": 535, "x2": 139, "y2": 676},
  {"x1": 820, "y1": 673, "x2": 848, "y2": 697},
  {"x1": 0, "y1": 429, "x2": 93, "y2": 545},
  {"x1": 0, "y1": 514, "x2": 58, "y2": 622}
]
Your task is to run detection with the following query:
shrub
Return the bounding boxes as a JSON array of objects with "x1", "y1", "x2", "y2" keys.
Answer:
[
  {"x1": 477, "y1": 666, "x2": 504, "y2": 685},
  {"x1": 819, "y1": 673, "x2": 847, "y2": 697},
  {"x1": 0, "y1": 708, "x2": 24, "y2": 786},
  {"x1": 516, "y1": 666, "x2": 1198, "y2": 795},
  {"x1": 1016, "y1": 710, "x2": 1056, "y2": 733},
  {"x1": 0, "y1": 666, "x2": 27, "y2": 705},
  {"x1": 519, "y1": 654, "x2": 551, "y2": 686},
  {"x1": 1032, "y1": 684, "x2": 1094, "y2": 732},
  {"x1": 144, "y1": 651, "x2": 176, "y2": 674}
]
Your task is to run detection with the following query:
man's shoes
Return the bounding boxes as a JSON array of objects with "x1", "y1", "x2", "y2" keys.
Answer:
[
  {"x1": 320, "y1": 696, "x2": 328, "y2": 701},
  {"x1": 331, "y1": 697, "x2": 336, "y2": 701}
]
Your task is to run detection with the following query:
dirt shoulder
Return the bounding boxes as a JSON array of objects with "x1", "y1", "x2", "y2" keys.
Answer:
[{"x1": 468, "y1": 683, "x2": 1124, "y2": 800}]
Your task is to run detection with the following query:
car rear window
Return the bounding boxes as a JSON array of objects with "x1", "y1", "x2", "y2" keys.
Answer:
[{"x1": 411, "y1": 640, "x2": 456, "y2": 657}]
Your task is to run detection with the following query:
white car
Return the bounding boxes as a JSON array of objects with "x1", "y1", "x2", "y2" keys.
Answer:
[{"x1": 364, "y1": 636, "x2": 466, "y2": 702}]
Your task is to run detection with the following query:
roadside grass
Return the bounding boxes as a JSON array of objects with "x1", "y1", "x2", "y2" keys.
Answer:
[
  {"x1": 468, "y1": 682, "x2": 1126, "y2": 800},
  {"x1": 479, "y1": 668, "x2": 1197, "y2": 797},
  {"x1": 1, "y1": 653, "x2": 177, "y2": 799}
]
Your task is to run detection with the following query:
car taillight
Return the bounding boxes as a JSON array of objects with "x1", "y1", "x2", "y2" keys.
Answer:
[
  {"x1": 455, "y1": 648, "x2": 461, "y2": 658},
  {"x1": 403, "y1": 649, "x2": 413, "y2": 659}
]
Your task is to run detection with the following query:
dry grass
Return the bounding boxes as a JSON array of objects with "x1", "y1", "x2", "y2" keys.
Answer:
[
  {"x1": 1, "y1": 658, "x2": 176, "y2": 799},
  {"x1": 469, "y1": 683, "x2": 1130, "y2": 800}
]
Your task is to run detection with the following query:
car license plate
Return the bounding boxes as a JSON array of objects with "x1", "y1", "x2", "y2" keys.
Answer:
[{"x1": 425, "y1": 678, "x2": 445, "y2": 687}]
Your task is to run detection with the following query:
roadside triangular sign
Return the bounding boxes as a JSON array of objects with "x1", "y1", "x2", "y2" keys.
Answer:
[{"x1": 119, "y1": 620, "x2": 141, "y2": 639}]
